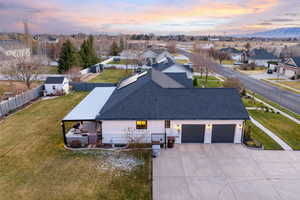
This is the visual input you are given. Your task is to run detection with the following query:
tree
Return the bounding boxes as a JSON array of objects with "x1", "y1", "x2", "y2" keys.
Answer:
[
  {"x1": 119, "y1": 38, "x2": 125, "y2": 52},
  {"x1": 110, "y1": 41, "x2": 120, "y2": 56},
  {"x1": 223, "y1": 78, "x2": 244, "y2": 94},
  {"x1": 58, "y1": 40, "x2": 78, "y2": 73},
  {"x1": 216, "y1": 51, "x2": 230, "y2": 64},
  {"x1": 79, "y1": 35, "x2": 98, "y2": 69},
  {"x1": 166, "y1": 41, "x2": 177, "y2": 53},
  {"x1": 1, "y1": 56, "x2": 44, "y2": 89},
  {"x1": 191, "y1": 51, "x2": 212, "y2": 83}
]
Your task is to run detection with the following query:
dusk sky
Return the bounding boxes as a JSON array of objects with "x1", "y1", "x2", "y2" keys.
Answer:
[{"x1": 0, "y1": 0, "x2": 299, "y2": 35}]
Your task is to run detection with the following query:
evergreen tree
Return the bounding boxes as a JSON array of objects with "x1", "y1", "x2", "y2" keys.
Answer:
[
  {"x1": 119, "y1": 38, "x2": 125, "y2": 51},
  {"x1": 58, "y1": 40, "x2": 78, "y2": 73},
  {"x1": 79, "y1": 35, "x2": 98, "y2": 69},
  {"x1": 110, "y1": 41, "x2": 120, "y2": 56}
]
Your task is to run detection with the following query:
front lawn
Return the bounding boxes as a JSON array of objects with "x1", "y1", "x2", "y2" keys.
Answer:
[
  {"x1": 193, "y1": 76, "x2": 223, "y2": 88},
  {"x1": 89, "y1": 69, "x2": 133, "y2": 83},
  {"x1": 250, "y1": 92, "x2": 300, "y2": 121},
  {"x1": 280, "y1": 81, "x2": 300, "y2": 90},
  {"x1": 175, "y1": 59, "x2": 189, "y2": 64},
  {"x1": 108, "y1": 59, "x2": 138, "y2": 65},
  {"x1": 0, "y1": 92, "x2": 151, "y2": 200},
  {"x1": 221, "y1": 60, "x2": 235, "y2": 65},
  {"x1": 245, "y1": 121, "x2": 282, "y2": 150},
  {"x1": 249, "y1": 110, "x2": 300, "y2": 150}
]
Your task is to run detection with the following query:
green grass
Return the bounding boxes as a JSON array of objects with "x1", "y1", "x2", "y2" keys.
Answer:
[
  {"x1": 43, "y1": 66, "x2": 59, "y2": 74},
  {"x1": 221, "y1": 60, "x2": 235, "y2": 65},
  {"x1": 0, "y1": 92, "x2": 151, "y2": 200},
  {"x1": 245, "y1": 121, "x2": 282, "y2": 150},
  {"x1": 194, "y1": 75, "x2": 219, "y2": 81},
  {"x1": 242, "y1": 97, "x2": 264, "y2": 107},
  {"x1": 193, "y1": 77, "x2": 223, "y2": 88},
  {"x1": 261, "y1": 79, "x2": 300, "y2": 95},
  {"x1": 280, "y1": 81, "x2": 300, "y2": 90},
  {"x1": 250, "y1": 92, "x2": 300, "y2": 121},
  {"x1": 89, "y1": 69, "x2": 133, "y2": 83},
  {"x1": 175, "y1": 59, "x2": 189, "y2": 64},
  {"x1": 107, "y1": 59, "x2": 138, "y2": 65},
  {"x1": 249, "y1": 110, "x2": 300, "y2": 150}
]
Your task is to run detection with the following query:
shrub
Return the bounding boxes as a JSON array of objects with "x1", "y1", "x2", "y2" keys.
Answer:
[{"x1": 223, "y1": 78, "x2": 245, "y2": 94}]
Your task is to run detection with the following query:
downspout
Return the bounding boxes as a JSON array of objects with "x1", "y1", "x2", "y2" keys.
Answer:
[{"x1": 61, "y1": 121, "x2": 67, "y2": 145}]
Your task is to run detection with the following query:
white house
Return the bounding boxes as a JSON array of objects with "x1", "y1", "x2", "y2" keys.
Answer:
[
  {"x1": 44, "y1": 77, "x2": 69, "y2": 95},
  {"x1": 220, "y1": 47, "x2": 243, "y2": 62},
  {"x1": 62, "y1": 69, "x2": 249, "y2": 147},
  {"x1": 248, "y1": 48, "x2": 279, "y2": 67},
  {"x1": 141, "y1": 48, "x2": 174, "y2": 66}
]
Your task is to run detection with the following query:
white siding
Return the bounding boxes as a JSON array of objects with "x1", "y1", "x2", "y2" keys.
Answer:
[
  {"x1": 45, "y1": 78, "x2": 69, "y2": 95},
  {"x1": 102, "y1": 119, "x2": 244, "y2": 144}
]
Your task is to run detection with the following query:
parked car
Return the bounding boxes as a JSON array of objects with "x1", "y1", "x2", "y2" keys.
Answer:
[{"x1": 267, "y1": 69, "x2": 273, "y2": 74}]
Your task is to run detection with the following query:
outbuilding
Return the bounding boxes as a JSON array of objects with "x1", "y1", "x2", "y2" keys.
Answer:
[{"x1": 44, "y1": 76, "x2": 69, "y2": 96}]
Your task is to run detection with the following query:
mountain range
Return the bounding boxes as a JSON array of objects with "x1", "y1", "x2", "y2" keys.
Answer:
[{"x1": 242, "y1": 27, "x2": 300, "y2": 38}]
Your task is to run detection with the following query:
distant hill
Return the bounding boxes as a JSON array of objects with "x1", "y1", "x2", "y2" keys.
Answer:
[{"x1": 245, "y1": 27, "x2": 300, "y2": 38}]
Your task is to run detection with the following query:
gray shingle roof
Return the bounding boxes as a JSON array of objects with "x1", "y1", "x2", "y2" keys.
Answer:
[
  {"x1": 220, "y1": 47, "x2": 241, "y2": 54},
  {"x1": 292, "y1": 57, "x2": 300, "y2": 67},
  {"x1": 249, "y1": 48, "x2": 278, "y2": 60},
  {"x1": 96, "y1": 70, "x2": 249, "y2": 120},
  {"x1": 45, "y1": 77, "x2": 65, "y2": 84},
  {"x1": 165, "y1": 73, "x2": 193, "y2": 88}
]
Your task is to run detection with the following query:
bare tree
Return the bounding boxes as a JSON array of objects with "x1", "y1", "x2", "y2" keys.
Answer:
[
  {"x1": 66, "y1": 66, "x2": 81, "y2": 82},
  {"x1": 191, "y1": 51, "x2": 212, "y2": 82},
  {"x1": 1, "y1": 56, "x2": 44, "y2": 89},
  {"x1": 216, "y1": 51, "x2": 231, "y2": 64},
  {"x1": 166, "y1": 41, "x2": 177, "y2": 54},
  {"x1": 223, "y1": 78, "x2": 245, "y2": 94}
]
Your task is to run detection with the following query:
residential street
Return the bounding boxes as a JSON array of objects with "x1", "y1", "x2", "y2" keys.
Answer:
[
  {"x1": 153, "y1": 144, "x2": 300, "y2": 200},
  {"x1": 179, "y1": 49, "x2": 300, "y2": 115}
]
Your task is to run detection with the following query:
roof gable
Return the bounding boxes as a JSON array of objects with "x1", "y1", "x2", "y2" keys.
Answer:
[
  {"x1": 249, "y1": 48, "x2": 277, "y2": 60},
  {"x1": 292, "y1": 57, "x2": 300, "y2": 67}
]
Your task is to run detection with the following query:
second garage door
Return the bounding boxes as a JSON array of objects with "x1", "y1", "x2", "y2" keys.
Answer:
[
  {"x1": 212, "y1": 124, "x2": 236, "y2": 143},
  {"x1": 182, "y1": 125, "x2": 205, "y2": 143}
]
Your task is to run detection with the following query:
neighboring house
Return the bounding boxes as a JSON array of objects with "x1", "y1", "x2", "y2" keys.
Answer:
[
  {"x1": 141, "y1": 48, "x2": 174, "y2": 66},
  {"x1": 44, "y1": 77, "x2": 69, "y2": 95},
  {"x1": 248, "y1": 48, "x2": 279, "y2": 67},
  {"x1": 152, "y1": 58, "x2": 193, "y2": 79},
  {"x1": 62, "y1": 69, "x2": 249, "y2": 147},
  {"x1": 220, "y1": 47, "x2": 243, "y2": 61},
  {"x1": 0, "y1": 40, "x2": 31, "y2": 58},
  {"x1": 278, "y1": 57, "x2": 300, "y2": 79}
]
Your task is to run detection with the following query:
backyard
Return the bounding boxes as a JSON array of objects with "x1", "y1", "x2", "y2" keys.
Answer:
[
  {"x1": 0, "y1": 92, "x2": 151, "y2": 200},
  {"x1": 249, "y1": 109, "x2": 300, "y2": 150},
  {"x1": 107, "y1": 59, "x2": 138, "y2": 65},
  {"x1": 0, "y1": 81, "x2": 41, "y2": 99},
  {"x1": 89, "y1": 69, "x2": 133, "y2": 83}
]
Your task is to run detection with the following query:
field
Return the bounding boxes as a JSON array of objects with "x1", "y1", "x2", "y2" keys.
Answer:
[
  {"x1": 0, "y1": 92, "x2": 151, "y2": 200},
  {"x1": 89, "y1": 69, "x2": 133, "y2": 83},
  {"x1": 249, "y1": 110, "x2": 300, "y2": 150},
  {"x1": 0, "y1": 81, "x2": 41, "y2": 99}
]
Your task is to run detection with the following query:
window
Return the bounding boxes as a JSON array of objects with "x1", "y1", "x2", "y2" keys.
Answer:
[
  {"x1": 165, "y1": 120, "x2": 170, "y2": 128},
  {"x1": 52, "y1": 85, "x2": 56, "y2": 90},
  {"x1": 136, "y1": 120, "x2": 147, "y2": 129}
]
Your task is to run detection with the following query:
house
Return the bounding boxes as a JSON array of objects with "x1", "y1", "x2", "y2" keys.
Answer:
[
  {"x1": 0, "y1": 40, "x2": 31, "y2": 58},
  {"x1": 61, "y1": 69, "x2": 249, "y2": 147},
  {"x1": 141, "y1": 48, "x2": 174, "y2": 66},
  {"x1": 220, "y1": 47, "x2": 243, "y2": 61},
  {"x1": 44, "y1": 77, "x2": 69, "y2": 95},
  {"x1": 278, "y1": 57, "x2": 300, "y2": 79},
  {"x1": 152, "y1": 58, "x2": 193, "y2": 79},
  {"x1": 248, "y1": 48, "x2": 279, "y2": 67}
]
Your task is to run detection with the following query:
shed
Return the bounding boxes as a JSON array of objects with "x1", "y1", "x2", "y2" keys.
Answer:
[{"x1": 44, "y1": 76, "x2": 69, "y2": 95}]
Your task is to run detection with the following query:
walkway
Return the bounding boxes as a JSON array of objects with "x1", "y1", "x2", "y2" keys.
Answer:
[{"x1": 250, "y1": 117, "x2": 293, "y2": 151}]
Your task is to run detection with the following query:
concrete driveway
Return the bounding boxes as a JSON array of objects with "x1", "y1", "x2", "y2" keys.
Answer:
[{"x1": 153, "y1": 144, "x2": 300, "y2": 200}]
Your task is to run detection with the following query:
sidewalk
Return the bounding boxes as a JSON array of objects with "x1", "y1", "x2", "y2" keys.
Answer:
[{"x1": 250, "y1": 117, "x2": 293, "y2": 151}]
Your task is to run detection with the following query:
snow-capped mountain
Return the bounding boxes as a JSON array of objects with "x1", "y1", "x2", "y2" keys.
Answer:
[{"x1": 246, "y1": 27, "x2": 300, "y2": 38}]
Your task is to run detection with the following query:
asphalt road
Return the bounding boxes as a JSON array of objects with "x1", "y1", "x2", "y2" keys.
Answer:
[{"x1": 179, "y1": 49, "x2": 300, "y2": 115}]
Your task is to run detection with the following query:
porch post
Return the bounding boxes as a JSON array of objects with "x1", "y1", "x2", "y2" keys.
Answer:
[{"x1": 61, "y1": 121, "x2": 67, "y2": 145}]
